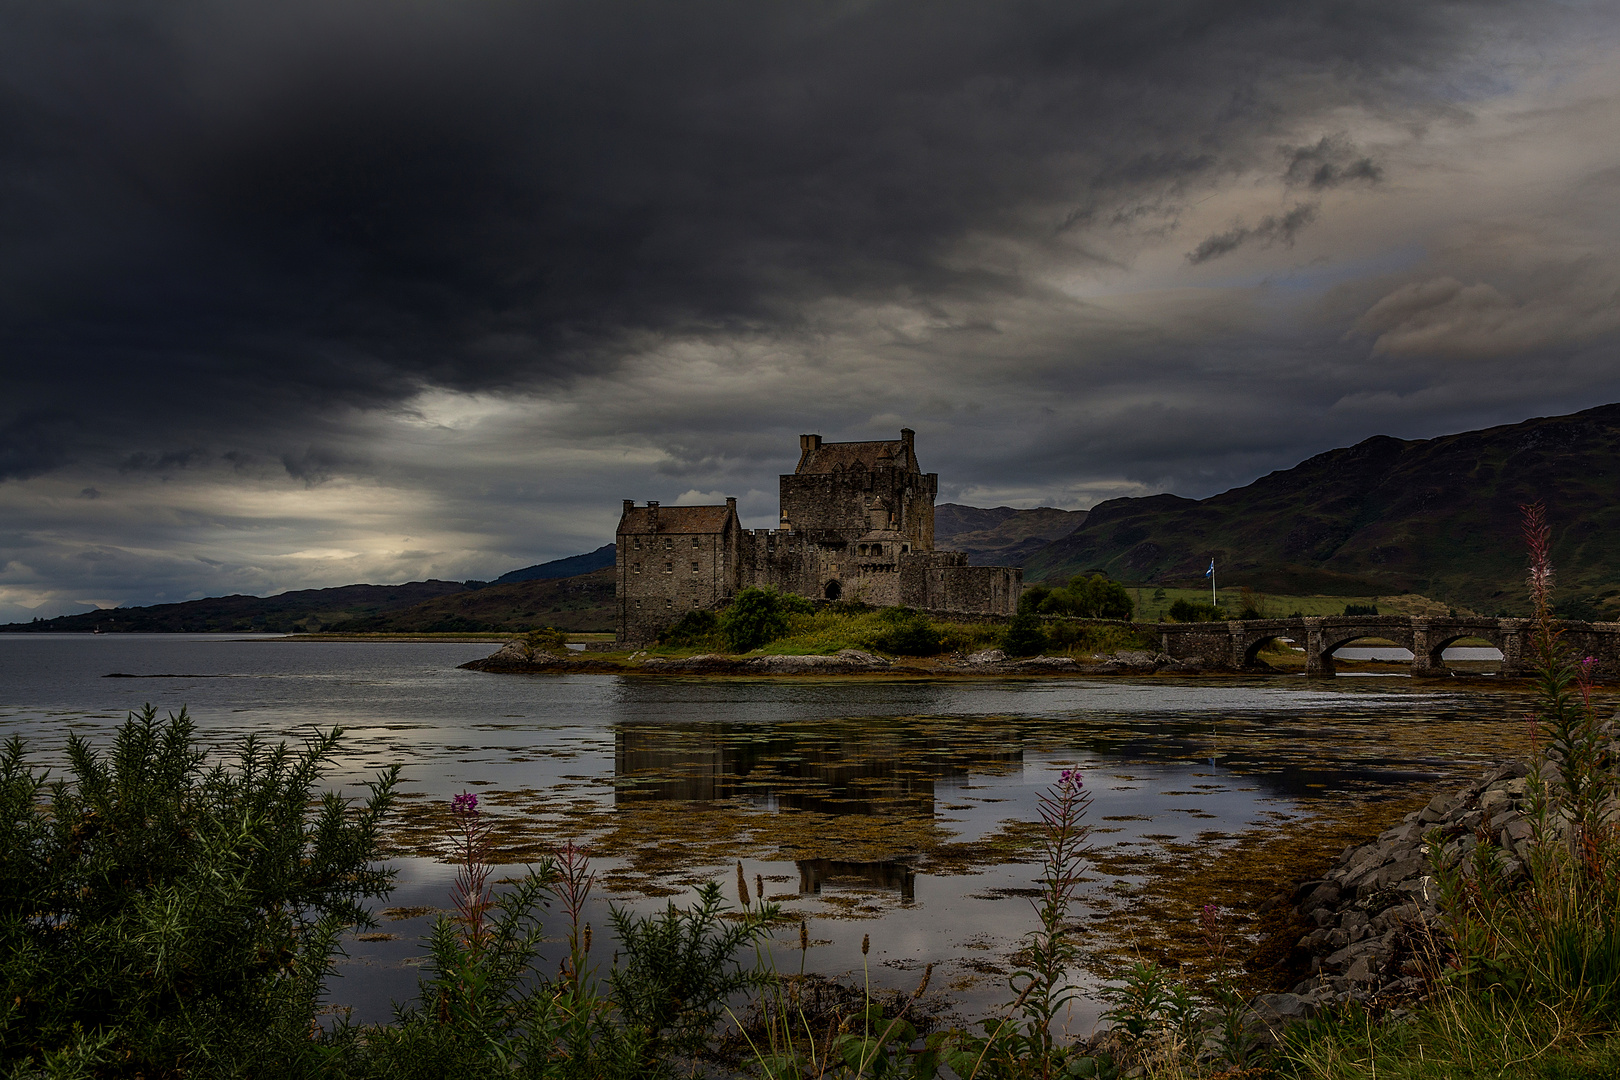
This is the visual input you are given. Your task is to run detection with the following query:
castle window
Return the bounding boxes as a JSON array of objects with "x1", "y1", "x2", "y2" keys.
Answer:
[
  {"x1": 691, "y1": 537, "x2": 700, "y2": 547},
  {"x1": 664, "y1": 561, "x2": 673, "y2": 573},
  {"x1": 691, "y1": 561, "x2": 699, "y2": 573},
  {"x1": 633, "y1": 537, "x2": 641, "y2": 550},
  {"x1": 633, "y1": 562, "x2": 641, "y2": 574}
]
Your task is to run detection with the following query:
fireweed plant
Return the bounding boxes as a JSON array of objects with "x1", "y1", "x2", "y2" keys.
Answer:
[
  {"x1": 949, "y1": 768, "x2": 1104, "y2": 1080},
  {"x1": 1419, "y1": 503, "x2": 1620, "y2": 1025},
  {"x1": 450, "y1": 792, "x2": 494, "y2": 952},
  {"x1": 1278, "y1": 505, "x2": 1620, "y2": 1079}
]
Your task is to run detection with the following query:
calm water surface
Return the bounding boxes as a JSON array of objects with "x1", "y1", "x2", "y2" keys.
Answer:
[{"x1": 0, "y1": 634, "x2": 1534, "y2": 1030}]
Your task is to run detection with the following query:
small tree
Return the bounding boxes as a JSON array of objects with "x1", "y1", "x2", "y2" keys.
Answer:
[
  {"x1": 1018, "y1": 586, "x2": 1053, "y2": 616},
  {"x1": 656, "y1": 609, "x2": 720, "y2": 647},
  {"x1": 1003, "y1": 613, "x2": 1049, "y2": 657},
  {"x1": 718, "y1": 588, "x2": 804, "y2": 652},
  {"x1": 1063, "y1": 575, "x2": 1135, "y2": 619},
  {"x1": 1167, "y1": 598, "x2": 1226, "y2": 622},
  {"x1": 523, "y1": 626, "x2": 568, "y2": 656},
  {"x1": 864, "y1": 607, "x2": 943, "y2": 656}
]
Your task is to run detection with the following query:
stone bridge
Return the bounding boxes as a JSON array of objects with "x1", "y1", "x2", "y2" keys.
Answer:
[{"x1": 1149, "y1": 615, "x2": 1620, "y2": 677}]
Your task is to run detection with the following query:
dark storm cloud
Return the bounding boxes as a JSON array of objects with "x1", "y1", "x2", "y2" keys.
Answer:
[
  {"x1": 1186, "y1": 201, "x2": 1320, "y2": 264},
  {"x1": 1282, "y1": 135, "x2": 1385, "y2": 190},
  {"x1": 1, "y1": 0, "x2": 1540, "y2": 479}
]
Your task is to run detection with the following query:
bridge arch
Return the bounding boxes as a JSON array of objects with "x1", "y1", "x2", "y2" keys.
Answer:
[
  {"x1": 1237, "y1": 624, "x2": 1292, "y2": 668},
  {"x1": 1415, "y1": 623, "x2": 1508, "y2": 674}
]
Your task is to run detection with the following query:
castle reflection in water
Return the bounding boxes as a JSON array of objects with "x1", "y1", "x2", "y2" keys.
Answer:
[{"x1": 613, "y1": 723, "x2": 1023, "y2": 905}]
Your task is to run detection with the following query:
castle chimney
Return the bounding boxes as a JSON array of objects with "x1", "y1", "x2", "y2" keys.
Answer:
[
  {"x1": 725, "y1": 497, "x2": 737, "y2": 517},
  {"x1": 622, "y1": 499, "x2": 634, "y2": 515},
  {"x1": 647, "y1": 500, "x2": 659, "y2": 528},
  {"x1": 900, "y1": 428, "x2": 914, "y2": 448},
  {"x1": 800, "y1": 434, "x2": 822, "y2": 452}
]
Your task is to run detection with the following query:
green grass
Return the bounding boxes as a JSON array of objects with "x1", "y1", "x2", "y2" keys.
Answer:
[
  {"x1": 1273, "y1": 995, "x2": 1620, "y2": 1080},
  {"x1": 635, "y1": 607, "x2": 1162, "y2": 660},
  {"x1": 1126, "y1": 587, "x2": 1467, "y2": 623},
  {"x1": 747, "y1": 608, "x2": 1005, "y2": 657}
]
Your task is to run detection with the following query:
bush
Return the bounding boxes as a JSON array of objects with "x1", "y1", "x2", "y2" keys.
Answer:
[
  {"x1": 656, "y1": 609, "x2": 720, "y2": 647},
  {"x1": 1342, "y1": 603, "x2": 1379, "y2": 616},
  {"x1": 718, "y1": 588, "x2": 808, "y2": 652},
  {"x1": 1018, "y1": 586, "x2": 1052, "y2": 616},
  {"x1": 862, "y1": 607, "x2": 943, "y2": 656},
  {"x1": 608, "y1": 881, "x2": 776, "y2": 1064},
  {"x1": 1023, "y1": 576, "x2": 1134, "y2": 619},
  {"x1": 1003, "y1": 613, "x2": 1049, "y2": 657},
  {"x1": 523, "y1": 625, "x2": 568, "y2": 654},
  {"x1": 1167, "y1": 598, "x2": 1226, "y2": 622},
  {"x1": 1045, "y1": 621, "x2": 1156, "y2": 655},
  {"x1": 0, "y1": 706, "x2": 398, "y2": 1076}
]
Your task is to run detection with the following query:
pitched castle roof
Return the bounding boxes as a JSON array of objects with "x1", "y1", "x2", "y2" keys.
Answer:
[
  {"x1": 795, "y1": 434, "x2": 919, "y2": 475},
  {"x1": 616, "y1": 504, "x2": 735, "y2": 535}
]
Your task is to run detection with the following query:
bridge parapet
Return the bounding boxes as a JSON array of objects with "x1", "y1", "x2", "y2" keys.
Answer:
[{"x1": 1145, "y1": 615, "x2": 1620, "y2": 678}]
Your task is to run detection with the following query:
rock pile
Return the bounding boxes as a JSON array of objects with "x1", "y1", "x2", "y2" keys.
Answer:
[
  {"x1": 632, "y1": 648, "x2": 895, "y2": 674},
  {"x1": 462, "y1": 639, "x2": 1215, "y2": 676},
  {"x1": 961, "y1": 649, "x2": 1201, "y2": 674},
  {"x1": 1258, "y1": 758, "x2": 1545, "y2": 1023}
]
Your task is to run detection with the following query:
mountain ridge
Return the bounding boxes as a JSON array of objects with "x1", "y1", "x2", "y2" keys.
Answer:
[{"x1": 1024, "y1": 403, "x2": 1620, "y2": 617}]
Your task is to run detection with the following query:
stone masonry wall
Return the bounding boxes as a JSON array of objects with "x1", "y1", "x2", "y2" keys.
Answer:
[
  {"x1": 779, "y1": 468, "x2": 938, "y2": 549},
  {"x1": 616, "y1": 501, "x2": 742, "y2": 644}
]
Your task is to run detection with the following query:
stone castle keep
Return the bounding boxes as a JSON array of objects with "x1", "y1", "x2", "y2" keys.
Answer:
[{"x1": 615, "y1": 429, "x2": 1022, "y2": 643}]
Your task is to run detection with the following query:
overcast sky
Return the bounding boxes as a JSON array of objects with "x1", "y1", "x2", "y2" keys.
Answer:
[{"x1": 3, "y1": 0, "x2": 1619, "y2": 620}]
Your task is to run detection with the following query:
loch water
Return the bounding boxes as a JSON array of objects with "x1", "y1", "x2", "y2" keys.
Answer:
[{"x1": 0, "y1": 634, "x2": 1536, "y2": 1030}]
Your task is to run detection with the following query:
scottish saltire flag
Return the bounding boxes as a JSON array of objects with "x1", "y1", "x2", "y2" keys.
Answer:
[{"x1": 1206, "y1": 558, "x2": 1215, "y2": 577}]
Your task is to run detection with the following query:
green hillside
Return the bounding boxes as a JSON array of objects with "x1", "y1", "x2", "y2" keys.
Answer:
[
  {"x1": 327, "y1": 569, "x2": 616, "y2": 633},
  {"x1": 1023, "y1": 403, "x2": 1620, "y2": 618},
  {"x1": 934, "y1": 503, "x2": 1087, "y2": 566},
  {"x1": 2, "y1": 565, "x2": 619, "y2": 635},
  {"x1": 2, "y1": 580, "x2": 473, "y2": 633}
]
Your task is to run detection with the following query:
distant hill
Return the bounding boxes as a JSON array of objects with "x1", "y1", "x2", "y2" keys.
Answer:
[
  {"x1": 934, "y1": 504, "x2": 1087, "y2": 566},
  {"x1": 1022, "y1": 403, "x2": 1620, "y2": 617},
  {"x1": 493, "y1": 544, "x2": 616, "y2": 584},
  {"x1": 329, "y1": 568, "x2": 616, "y2": 633},
  {"x1": 1, "y1": 580, "x2": 474, "y2": 634}
]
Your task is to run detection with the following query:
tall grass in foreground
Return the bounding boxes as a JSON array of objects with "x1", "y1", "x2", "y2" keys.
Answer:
[{"x1": 1274, "y1": 503, "x2": 1620, "y2": 1080}]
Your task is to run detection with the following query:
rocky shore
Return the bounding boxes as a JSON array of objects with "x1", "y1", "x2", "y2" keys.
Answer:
[
  {"x1": 459, "y1": 641, "x2": 1206, "y2": 675},
  {"x1": 1244, "y1": 757, "x2": 1547, "y2": 1033}
]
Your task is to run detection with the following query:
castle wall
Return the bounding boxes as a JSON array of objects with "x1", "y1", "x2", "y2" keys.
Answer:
[
  {"x1": 737, "y1": 529, "x2": 824, "y2": 596},
  {"x1": 779, "y1": 469, "x2": 938, "y2": 550},
  {"x1": 616, "y1": 500, "x2": 742, "y2": 644},
  {"x1": 900, "y1": 552, "x2": 1021, "y2": 615}
]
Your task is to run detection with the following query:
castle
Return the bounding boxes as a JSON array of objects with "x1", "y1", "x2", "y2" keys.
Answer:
[{"x1": 615, "y1": 428, "x2": 1022, "y2": 643}]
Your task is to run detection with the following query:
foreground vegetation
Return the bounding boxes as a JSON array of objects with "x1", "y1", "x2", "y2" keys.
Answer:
[
  {"x1": 5, "y1": 506, "x2": 1617, "y2": 1077},
  {"x1": 1119, "y1": 505, "x2": 1620, "y2": 1078},
  {"x1": 0, "y1": 706, "x2": 1111, "y2": 1079}
]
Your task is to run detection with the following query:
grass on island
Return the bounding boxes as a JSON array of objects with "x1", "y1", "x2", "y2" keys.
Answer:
[
  {"x1": 631, "y1": 605, "x2": 1160, "y2": 661},
  {"x1": 1126, "y1": 586, "x2": 1475, "y2": 623},
  {"x1": 284, "y1": 630, "x2": 615, "y2": 643}
]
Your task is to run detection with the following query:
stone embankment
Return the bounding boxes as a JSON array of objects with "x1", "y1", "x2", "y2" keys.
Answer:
[
  {"x1": 1246, "y1": 758, "x2": 1548, "y2": 1032},
  {"x1": 460, "y1": 639, "x2": 1208, "y2": 675}
]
